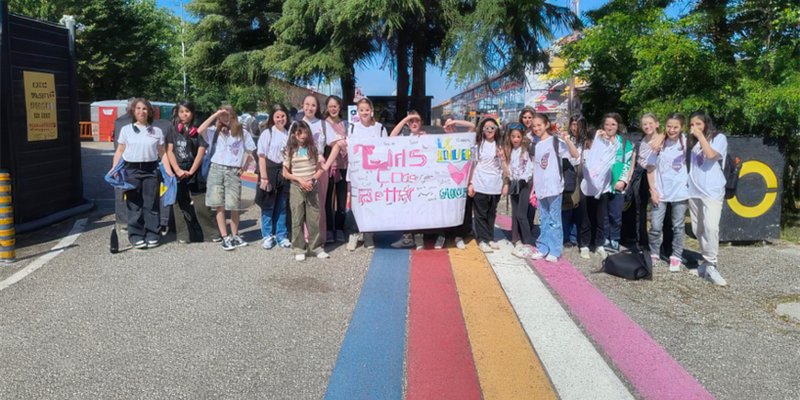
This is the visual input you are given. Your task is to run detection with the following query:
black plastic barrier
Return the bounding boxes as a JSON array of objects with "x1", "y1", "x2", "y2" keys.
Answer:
[{"x1": 720, "y1": 136, "x2": 785, "y2": 242}]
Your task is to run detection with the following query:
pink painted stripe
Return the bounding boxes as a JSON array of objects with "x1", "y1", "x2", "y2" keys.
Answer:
[
  {"x1": 530, "y1": 259, "x2": 716, "y2": 400},
  {"x1": 495, "y1": 215, "x2": 512, "y2": 231}
]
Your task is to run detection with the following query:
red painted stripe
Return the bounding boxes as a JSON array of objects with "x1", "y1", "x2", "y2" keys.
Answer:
[
  {"x1": 531, "y1": 259, "x2": 716, "y2": 400},
  {"x1": 495, "y1": 215, "x2": 512, "y2": 230},
  {"x1": 407, "y1": 250, "x2": 482, "y2": 400}
]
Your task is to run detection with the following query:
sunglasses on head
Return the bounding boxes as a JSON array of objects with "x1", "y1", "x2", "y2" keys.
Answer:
[{"x1": 508, "y1": 123, "x2": 524, "y2": 130}]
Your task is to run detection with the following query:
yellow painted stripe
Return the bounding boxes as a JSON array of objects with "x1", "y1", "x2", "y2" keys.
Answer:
[
  {"x1": 0, "y1": 185, "x2": 11, "y2": 192},
  {"x1": 1, "y1": 251, "x2": 15, "y2": 258},
  {"x1": 0, "y1": 206, "x2": 13, "y2": 213},
  {"x1": 0, "y1": 196, "x2": 11, "y2": 205},
  {"x1": 0, "y1": 227, "x2": 14, "y2": 236},
  {"x1": 448, "y1": 241, "x2": 558, "y2": 400},
  {"x1": 0, "y1": 217, "x2": 13, "y2": 225}
]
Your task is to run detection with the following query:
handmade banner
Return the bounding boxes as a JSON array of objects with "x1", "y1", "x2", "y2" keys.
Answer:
[{"x1": 348, "y1": 133, "x2": 475, "y2": 232}]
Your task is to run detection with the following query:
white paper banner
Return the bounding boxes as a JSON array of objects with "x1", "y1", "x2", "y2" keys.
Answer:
[{"x1": 348, "y1": 133, "x2": 475, "y2": 232}]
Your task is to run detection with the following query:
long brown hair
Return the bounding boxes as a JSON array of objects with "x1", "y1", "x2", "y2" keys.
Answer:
[
  {"x1": 503, "y1": 124, "x2": 527, "y2": 161},
  {"x1": 518, "y1": 106, "x2": 536, "y2": 133},
  {"x1": 284, "y1": 120, "x2": 318, "y2": 170},
  {"x1": 216, "y1": 104, "x2": 243, "y2": 138},
  {"x1": 474, "y1": 117, "x2": 499, "y2": 150}
]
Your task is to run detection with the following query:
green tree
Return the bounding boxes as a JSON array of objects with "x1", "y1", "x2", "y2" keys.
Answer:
[
  {"x1": 185, "y1": 0, "x2": 284, "y2": 111},
  {"x1": 9, "y1": 0, "x2": 182, "y2": 102}
]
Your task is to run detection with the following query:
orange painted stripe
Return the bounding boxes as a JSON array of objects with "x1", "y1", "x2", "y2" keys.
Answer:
[{"x1": 448, "y1": 241, "x2": 558, "y2": 400}]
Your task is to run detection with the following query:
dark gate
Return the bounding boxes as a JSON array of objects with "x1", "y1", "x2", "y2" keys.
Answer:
[{"x1": 0, "y1": 2, "x2": 84, "y2": 226}]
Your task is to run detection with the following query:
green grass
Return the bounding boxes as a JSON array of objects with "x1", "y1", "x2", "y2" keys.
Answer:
[{"x1": 781, "y1": 202, "x2": 800, "y2": 245}]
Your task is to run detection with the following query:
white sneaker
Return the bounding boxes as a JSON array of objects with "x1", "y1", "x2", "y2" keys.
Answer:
[
  {"x1": 704, "y1": 265, "x2": 727, "y2": 286},
  {"x1": 455, "y1": 237, "x2": 466, "y2": 250},
  {"x1": 511, "y1": 244, "x2": 526, "y2": 258},
  {"x1": 336, "y1": 230, "x2": 346, "y2": 242},
  {"x1": 391, "y1": 234, "x2": 414, "y2": 249},
  {"x1": 434, "y1": 235, "x2": 446, "y2": 249},
  {"x1": 326, "y1": 231, "x2": 335, "y2": 243},
  {"x1": 531, "y1": 251, "x2": 545, "y2": 260},
  {"x1": 414, "y1": 234, "x2": 424, "y2": 250},
  {"x1": 651, "y1": 253, "x2": 660, "y2": 263},
  {"x1": 669, "y1": 256, "x2": 681, "y2": 272},
  {"x1": 595, "y1": 247, "x2": 607, "y2": 259},
  {"x1": 579, "y1": 247, "x2": 590, "y2": 259},
  {"x1": 478, "y1": 242, "x2": 494, "y2": 253},
  {"x1": 295, "y1": 254, "x2": 306, "y2": 261},
  {"x1": 545, "y1": 255, "x2": 558, "y2": 263},
  {"x1": 489, "y1": 241, "x2": 500, "y2": 250},
  {"x1": 347, "y1": 234, "x2": 358, "y2": 251},
  {"x1": 317, "y1": 251, "x2": 330, "y2": 259}
]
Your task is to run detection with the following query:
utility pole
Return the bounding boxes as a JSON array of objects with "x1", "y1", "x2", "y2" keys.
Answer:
[
  {"x1": 568, "y1": 0, "x2": 579, "y2": 118},
  {"x1": 175, "y1": 0, "x2": 187, "y2": 97}
]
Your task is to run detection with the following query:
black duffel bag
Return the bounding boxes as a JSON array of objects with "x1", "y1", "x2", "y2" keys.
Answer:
[{"x1": 601, "y1": 248, "x2": 653, "y2": 280}]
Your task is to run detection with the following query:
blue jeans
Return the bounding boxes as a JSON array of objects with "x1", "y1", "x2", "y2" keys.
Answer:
[
  {"x1": 561, "y1": 209, "x2": 578, "y2": 243},
  {"x1": 538, "y1": 194, "x2": 563, "y2": 257},
  {"x1": 261, "y1": 189, "x2": 288, "y2": 241}
]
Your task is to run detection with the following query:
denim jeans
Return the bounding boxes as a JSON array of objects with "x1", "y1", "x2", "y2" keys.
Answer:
[
  {"x1": 649, "y1": 200, "x2": 687, "y2": 259},
  {"x1": 537, "y1": 194, "x2": 564, "y2": 257},
  {"x1": 561, "y1": 209, "x2": 578, "y2": 244},
  {"x1": 261, "y1": 188, "x2": 289, "y2": 241}
]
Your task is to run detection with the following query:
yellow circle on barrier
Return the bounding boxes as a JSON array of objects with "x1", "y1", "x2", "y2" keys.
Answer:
[{"x1": 727, "y1": 161, "x2": 778, "y2": 219}]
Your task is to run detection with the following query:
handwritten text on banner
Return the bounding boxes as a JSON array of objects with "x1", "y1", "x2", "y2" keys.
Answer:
[{"x1": 348, "y1": 133, "x2": 475, "y2": 232}]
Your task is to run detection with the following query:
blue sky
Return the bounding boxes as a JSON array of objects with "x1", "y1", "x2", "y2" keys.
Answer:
[{"x1": 157, "y1": 0, "x2": 610, "y2": 104}]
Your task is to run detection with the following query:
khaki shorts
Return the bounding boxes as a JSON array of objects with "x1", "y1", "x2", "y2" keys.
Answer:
[{"x1": 205, "y1": 163, "x2": 242, "y2": 210}]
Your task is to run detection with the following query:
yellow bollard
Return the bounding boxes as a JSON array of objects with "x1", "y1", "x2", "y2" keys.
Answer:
[{"x1": 0, "y1": 173, "x2": 15, "y2": 263}]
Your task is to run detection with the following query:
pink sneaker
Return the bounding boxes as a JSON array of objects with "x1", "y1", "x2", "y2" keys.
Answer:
[{"x1": 669, "y1": 257, "x2": 681, "y2": 272}]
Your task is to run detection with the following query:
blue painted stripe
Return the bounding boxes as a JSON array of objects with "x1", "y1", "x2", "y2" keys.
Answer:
[{"x1": 324, "y1": 248, "x2": 409, "y2": 400}]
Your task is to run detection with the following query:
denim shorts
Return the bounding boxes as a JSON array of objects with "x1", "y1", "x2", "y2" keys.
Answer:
[{"x1": 205, "y1": 163, "x2": 242, "y2": 210}]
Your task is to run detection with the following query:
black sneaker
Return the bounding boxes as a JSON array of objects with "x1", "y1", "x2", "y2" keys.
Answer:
[
  {"x1": 222, "y1": 236, "x2": 235, "y2": 251},
  {"x1": 133, "y1": 240, "x2": 147, "y2": 249},
  {"x1": 232, "y1": 235, "x2": 248, "y2": 248}
]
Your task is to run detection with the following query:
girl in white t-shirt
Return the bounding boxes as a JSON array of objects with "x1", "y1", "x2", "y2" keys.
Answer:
[
  {"x1": 503, "y1": 124, "x2": 534, "y2": 258},
  {"x1": 687, "y1": 112, "x2": 728, "y2": 286},
  {"x1": 257, "y1": 104, "x2": 291, "y2": 250},
  {"x1": 529, "y1": 113, "x2": 580, "y2": 262},
  {"x1": 345, "y1": 98, "x2": 385, "y2": 251},
  {"x1": 629, "y1": 113, "x2": 665, "y2": 251},
  {"x1": 467, "y1": 118, "x2": 508, "y2": 253},
  {"x1": 646, "y1": 113, "x2": 689, "y2": 272},
  {"x1": 109, "y1": 98, "x2": 173, "y2": 249},
  {"x1": 389, "y1": 110, "x2": 431, "y2": 250},
  {"x1": 199, "y1": 105, "x2": 256, "y2": 251}
]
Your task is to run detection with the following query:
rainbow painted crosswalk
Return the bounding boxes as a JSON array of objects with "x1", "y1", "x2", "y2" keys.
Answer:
[{"x1": 324, "y1": 224, "x2": 717, "y2": 400}]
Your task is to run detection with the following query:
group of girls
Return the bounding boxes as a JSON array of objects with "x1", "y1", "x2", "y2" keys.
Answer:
[
  {"x1": 468, "y1": 109, "x2": 579, "y2": 261},
  {"x1": 557, "y1": 110, "x2": 728, "y2": 286}
]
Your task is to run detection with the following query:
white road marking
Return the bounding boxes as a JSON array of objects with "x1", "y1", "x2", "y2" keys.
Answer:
[
  {"x1": 0, "y1": 218, "x2": 88, "y2": 291},
  {"x1": 484, "y1": 241, "x2": 635, "y2": 400}
]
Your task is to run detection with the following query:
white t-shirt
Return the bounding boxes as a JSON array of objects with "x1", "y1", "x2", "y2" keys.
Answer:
[
  {"x1": 637, "y1": 138, "x2": 655, "y2": 169},
  {"x1": 648, "y1": 134, "x2": 689, "y2": 202},
  {"x1": 688, "y1": 134, "x2": 728, "y2": 201},
  {"x1": 257, "y1": 126, "x2": 288, "y2": 164},
  {"x1": 304, "y1": 118, "x2": 327, "y2": 154},
  {"x1": 472, "y1": 140, "x2": 504, "y2": 195},
  {"x1": 350, "y1": 121, "x2": 385, "y2": 139},
  {"x1": 580, "y1": 134, "x2": 619, "y2": 197},
  {"x1": 533, "y1": 136, "x2": 570, "y2": 199},
  {"x1": 508, "y1": 147, "x2": 532, "y2": 181},
  {"x1": 208, "y1": 127, "x2": 257, "y2": 168},
  {"x1": 119, "y1": 123, "x2": 164, "y2": 162}
]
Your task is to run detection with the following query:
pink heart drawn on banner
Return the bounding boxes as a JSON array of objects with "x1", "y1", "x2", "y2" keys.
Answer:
[{"x1": 448, "y1": 163, "x2": 470, "y2": 185}]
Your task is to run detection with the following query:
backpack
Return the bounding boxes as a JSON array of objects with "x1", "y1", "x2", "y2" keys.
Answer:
[
  {"x1": 200, "y1": 128, "x2": 222, "y2": 181},
  {"x1": 686, "y1": 136, "x2": 741, "y2": 199},
  {"x1": 602, "y1": 247, "x2": 653, "y2": 280},
  {"x1": 555, "y1": 137, "x2": 577, "y2": 193}
]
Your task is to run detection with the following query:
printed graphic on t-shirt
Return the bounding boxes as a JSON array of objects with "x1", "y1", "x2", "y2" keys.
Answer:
[
  {"x1": 298, "y1": 148, "x2": 308, "y2": 157},
  {"x1": 672, "y1": 153, "x2": 685, "y2": 171},
  {"x1": 175, "y1": 137, "x2": 190, "y2": 163},
  {"x1": 694, "y1": 149, "x2": 705, "y2": 165},
  {"x1": 540, "y1": 152, "x2": 550, "y2": 169}
]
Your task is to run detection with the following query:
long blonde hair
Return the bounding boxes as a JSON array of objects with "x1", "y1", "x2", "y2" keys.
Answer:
[{"x1": 216, "y1": 104, "x2": 243, "y2": 138}]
